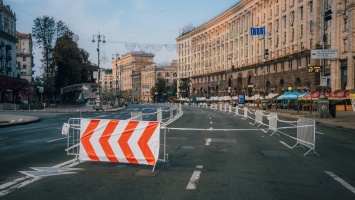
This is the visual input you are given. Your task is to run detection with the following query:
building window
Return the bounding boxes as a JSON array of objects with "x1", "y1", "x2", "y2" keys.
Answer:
[
  {"x1": 344, "y1": 17, "x2": 348, "y2": 31},
  {"x1": 23, "y1": 57, "x2": 26, "y2": 61},
  {"x1": 22, "y1": 65, "x2": 27, "y2": 69},
  {"x1": 344, "y1": 39, "x2": 348, "y2": 52},
  {"x1": 300, "y1": 6, "x2": 304, "y2": 20},
  {"x1": 300, "y1": 24, "x2": 303, "y2": 38},
  {"x1": 276, "y1": 19, "x2": 279, "y2": 32}
]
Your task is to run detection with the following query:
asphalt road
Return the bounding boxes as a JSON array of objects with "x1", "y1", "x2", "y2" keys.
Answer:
[{"x1": 0, "y1": 104, "x2": 354, "y2": 199}]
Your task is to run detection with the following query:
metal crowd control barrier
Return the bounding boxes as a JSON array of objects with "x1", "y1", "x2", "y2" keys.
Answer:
[
  {"x1": 157, "y1": 108, "x2": 162, "y2": 122},
  {"x1": 265, "y1": 112, "x2": 278, "y2": 136},
  {"x1": 292, "y1": 118, "x2": 318, "y2": 156},
  {"x1": 228, "y1": 105, "x2": 232, "y2": 114},
  {"x1": 250, "y1": 110, "x2": 263, "y2": 127},
  {"x1": 62, "y1": 118, "x2": 81, "y2": 156},
  {"x1": 61, "y1": 104, "x2": 183, "y2": 171},
  {"x1": 242, "y1": 107, "x2": 248, "y2": 120},
  {"x1": 129, "y1": 111, "x2": 143, "y2": 121},
  {"x1": 196, "y1": 103, "x2": 319, "y2": 156}
]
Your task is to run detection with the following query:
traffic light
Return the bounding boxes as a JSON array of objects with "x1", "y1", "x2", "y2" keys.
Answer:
[
  {"x1": 324, "y1": 8, "x2": 332, "y2": 21},
  {"x1": 264, "y1": 49, "x2": 269, "y2": 56}
]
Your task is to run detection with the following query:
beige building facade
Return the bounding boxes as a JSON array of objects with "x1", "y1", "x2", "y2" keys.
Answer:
[
  {"x1": 111, "y1": 52, "x2": 177, "y2": 104},
  {"x1": 16, "y1": 32, "x2": 33, "y2": 84},
  {"x1": 141, "y1": 60, "x2": 178, "y2": 103},
  {"x1": 111, "y1": 51, "x2": 154, "y2": 103},
  {"x1": 176, "y1": 0, "x2": 355, "y2": 99}
]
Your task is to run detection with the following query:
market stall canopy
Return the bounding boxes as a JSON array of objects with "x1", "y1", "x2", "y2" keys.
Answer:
[
  {"x1": 196, "y1": 97, "x2": 207, "y2": 101},
  {"x1": 249, "y1": 94, "x2": 265, "y2": 101},
  {"x1": 265, "y1": 93, "x2": 279, "y2": 99},
  {"x1": 219, "y1": 96, "x2": 232, "y2": 101},
  {"x1": 299, "y1": 91, "x2": 322, "y2": 100},
  {"x1": 328, "y1": 90, "x2": 351, "y2": 100},
  {"x1": 177, "y1": 97, "x2": 189, "y2": 101},
  {"x1": 298, "y1": 90, "x2": 350, "y2": 101},
  {"x1": 277, "y1": 91, "x2": 308, "y2": 100}
]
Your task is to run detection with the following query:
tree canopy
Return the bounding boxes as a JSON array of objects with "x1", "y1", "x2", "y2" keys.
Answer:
[{"x1": 32, "y1": 15, "x2": 96, "y2": 102}]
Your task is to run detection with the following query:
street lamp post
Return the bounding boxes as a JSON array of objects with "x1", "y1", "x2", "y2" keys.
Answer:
[
  {"x1": 227, "y1": 54, "x2": 233, "y2": 98},
  {"x1": 112, "y1": 53, "x2": 120, "y2": 108},
  {"x1": 92, "y1": 33, "x2": 106, "y2": 110}
]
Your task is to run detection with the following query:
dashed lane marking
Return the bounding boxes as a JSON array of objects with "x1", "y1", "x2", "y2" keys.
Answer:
[
  {"x1": 186, "y1": 165, "x2": 203, "y2": 190},
  {"x1": 325, "y1": 171, "x2": 355, "y2": 194}
]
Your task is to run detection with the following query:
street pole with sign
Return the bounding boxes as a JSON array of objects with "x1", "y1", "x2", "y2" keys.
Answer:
[{"x1": 37, "y1": 86, "x2": 44, "y2": 108}]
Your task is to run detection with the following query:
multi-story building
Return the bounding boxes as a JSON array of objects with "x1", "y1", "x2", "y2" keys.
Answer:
[
  {"x1": 0, "y1": 0, "x2": 19, "y2": 78},
  {"x1": 141, "y1": 60, "x2": 178, "y2": 103},
  {"x1": 111, "y1": 51, "x2": 154, "y2": 103},
  {"x1": 99, "y1": 68, "x2": 114, "y2": 104},
  {"x1": 16, "y1": 32, "x2": 34, "y2": 84},
  {"x1": 176, "y1": 0, "x2": 355, "y2": 99}
]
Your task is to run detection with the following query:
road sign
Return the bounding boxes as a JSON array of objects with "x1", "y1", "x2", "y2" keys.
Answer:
[
  {"x1": 250, "y1": 27, "x2": 265, "y2": 35},
  {"x1": 311, "y1": 49, "x2": 338, "y2": 59},
  {"x1": 308, "y1": 66, "x2": 321, "y2": 73},
  {"x1": 320, "y1": 76, "x2": 328, "y2": 86}
]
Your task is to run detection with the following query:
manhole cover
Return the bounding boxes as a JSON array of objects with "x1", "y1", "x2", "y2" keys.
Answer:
[{"x1": 261, "y1": 150, "x2": 291, "y2": 157}]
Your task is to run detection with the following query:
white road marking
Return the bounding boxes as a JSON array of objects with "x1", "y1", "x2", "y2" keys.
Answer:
[
  {"x1": 47, "y1": 137, "x2": 67, "y2": 143},
  {"x1": 186, "y1": 165, "x2": 204, "y2": 190},
  {"x1": 325, "y1": 171, "x2": 355, "y2": 194},
  {"x1": 210, "y1": 121, "x2": 213, "y2": 124},
  {"x1": 279, "y1": 141, "x2": 292, "y2": 149},
  {"x1": 0, "y1": 158, "x2": 82, "y2": 197},
  {"x1": 19, "y1": 167, "x2": 82, "y2": 178},
  {"x1": 205, "y1": 138, "x2": 211, "y2": 146},
  {"x1": 316, "y1": 131, "x2": 324, "y2": 135},
  {"x1": 0, "y1": 177, "x2": 27, "y2": 190}
]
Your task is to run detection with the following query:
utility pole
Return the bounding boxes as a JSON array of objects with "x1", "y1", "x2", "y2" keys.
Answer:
[
  {"x1": 112, "y1": 53, "x2": 120, "y2": 107},
  {"x1": 92, "y1": 33, "x2": 106, "y2": 110}
]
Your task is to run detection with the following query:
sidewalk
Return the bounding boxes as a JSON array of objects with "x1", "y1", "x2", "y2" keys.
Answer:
[
  {"x1": 0, "y1": 114, "x2": 40, "y2": 127},
  {"x1": 0, "y1": 104, "x2": 125, "y2": 127},
  {"x1": 273, "y1": 109, "x2": 355, "y2": 130}
]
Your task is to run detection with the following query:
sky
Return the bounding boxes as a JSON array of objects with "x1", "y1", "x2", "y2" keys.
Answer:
[{"x1": 7, "y1": 0, "x2": 237, "y2": 77}]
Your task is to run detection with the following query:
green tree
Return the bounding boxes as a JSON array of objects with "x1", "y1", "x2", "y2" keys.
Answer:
[
  {"x1": 179, "y1": 78, "x2": 190, "y2": 98},
  {"x1": 53, "y1": 34, "x2": 81, "y2": 89},
  {"x1": 32, "y1": 15, "x2": 72, "y2": 97},
  {"x1": 155, "y1": 78, "x2": 167, "y2": 102}
]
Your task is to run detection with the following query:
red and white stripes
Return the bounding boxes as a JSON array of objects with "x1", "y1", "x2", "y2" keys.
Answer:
[{"x1": 79, "y1": 119, "x2": 160, "y2": 166}]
